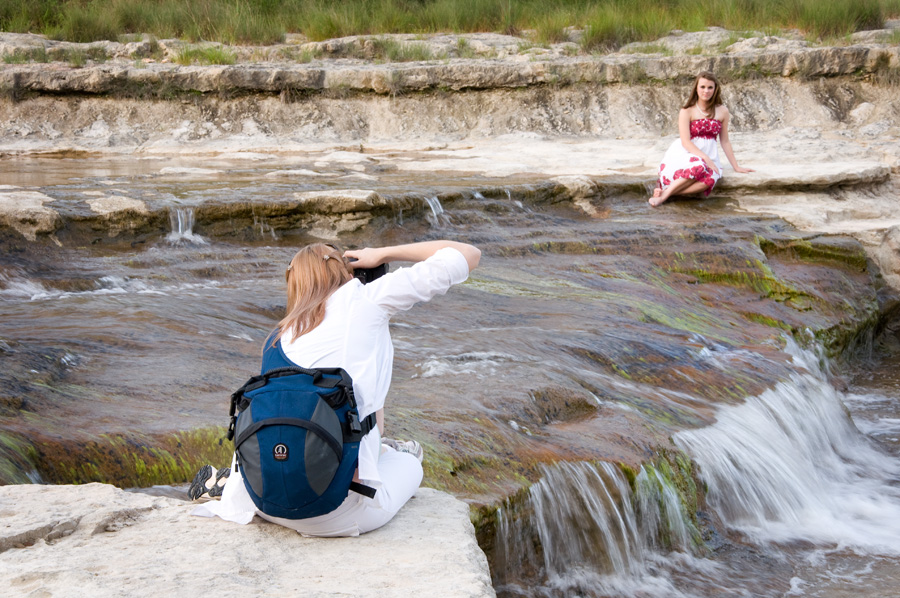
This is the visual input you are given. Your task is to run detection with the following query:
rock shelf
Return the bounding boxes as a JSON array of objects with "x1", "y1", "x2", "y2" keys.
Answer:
[{"x1": 0, "y1": 483, "x2": 495, "y2": 598}]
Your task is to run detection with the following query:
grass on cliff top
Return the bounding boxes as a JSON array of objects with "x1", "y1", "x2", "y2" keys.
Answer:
[{"x1": 1, "y1": 0, "x2": 899, "y2": 49}]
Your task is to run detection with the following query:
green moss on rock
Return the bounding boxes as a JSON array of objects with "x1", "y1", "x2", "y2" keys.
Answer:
[{"x1": 31, "y1": 427, "x2": 232, "y2": 488}]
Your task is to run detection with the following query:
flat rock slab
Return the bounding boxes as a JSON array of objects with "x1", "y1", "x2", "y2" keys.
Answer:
[
  {"x1": 716, "y1": 162, "x2": 890, "y2": 190},
  {"x1": 0, "y1": 483, "x2": 495, "y2": 598}
]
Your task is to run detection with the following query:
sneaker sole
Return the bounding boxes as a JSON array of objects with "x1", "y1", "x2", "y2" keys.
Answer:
[
  {"x1": 188, "y1": 464, "x2": 214, "y2": 501},
  {"x1": 207, "y1": 467, "x2": 230, "y2": 499}
]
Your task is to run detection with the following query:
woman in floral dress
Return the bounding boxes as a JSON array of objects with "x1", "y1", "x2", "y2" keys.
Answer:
[{"x1": 650, "y1": 71, "x2": 754, "y2": 207}]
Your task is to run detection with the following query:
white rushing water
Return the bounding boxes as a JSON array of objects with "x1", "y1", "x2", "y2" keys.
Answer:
[
  {"x1": 423, "y1": 195, "x2": 449, "y2": 227},
  {"x1": 493, "y1": 341, "x2": 900, "y2": 597},
  {"x1": 494, "y1": 461, "x2": 709, "y2": 598},
  {"x1": 675, "y1": 342, "x2": 900, "y2": 554},
  {"x1": 0, "y1": 271, "x2": 220, "y2": 301},
  {"x1": 166, "y1": 207, "x2": 208, "y2": 244}
]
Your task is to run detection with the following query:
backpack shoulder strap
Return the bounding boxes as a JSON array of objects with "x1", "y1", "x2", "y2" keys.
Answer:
[{"x1": 261, "y1": 331, "x2": 294, "y2": 372}]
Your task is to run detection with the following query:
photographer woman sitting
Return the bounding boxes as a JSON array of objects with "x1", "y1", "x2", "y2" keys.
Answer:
[{"x1": 193, "y1": 240, "x2": 480, "y2": 537}]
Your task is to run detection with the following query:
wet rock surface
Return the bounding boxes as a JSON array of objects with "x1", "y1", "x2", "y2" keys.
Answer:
[{"x1": 0, "y1": 183, "x2": 886, "y2": 495}]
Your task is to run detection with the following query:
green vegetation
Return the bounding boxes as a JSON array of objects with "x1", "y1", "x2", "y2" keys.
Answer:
[
  {"x1": 2, "y1": 46, "x2": 49, "y2": 63},
  {"x1": 456, "y1": 36, "x2": 476, "y2": 58},
  {"x1": 622, "y1": 42, "x2": 672, "y2": 55},
  {"x1": 1, "y1": 44, "x2": 110, "y2": 65},
  {"x1": 174, "y1": 45, "x2": 237, "y2": 65},
  {"x1": 32, "y1": 427, "x2": 234, "y2": 487},
  {"x1": 1, "y1": 0, "x2": 897, "y2": 48},
  {"x1": 368, "y1": 37, "x2": 439, "y2": 61}
]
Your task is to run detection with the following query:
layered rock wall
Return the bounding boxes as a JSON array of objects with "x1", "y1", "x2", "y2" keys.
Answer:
[{"x1": 0, "y1": 31, "x2": 899, "y2": 152}]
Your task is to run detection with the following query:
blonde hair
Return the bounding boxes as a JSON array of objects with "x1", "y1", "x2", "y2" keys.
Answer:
[
  {"x1": 274, "y1": 243, "x2": 353, "y2": 346},
  {"x1": 683, "y1": 71, "x2": 723, "y2": 115}
]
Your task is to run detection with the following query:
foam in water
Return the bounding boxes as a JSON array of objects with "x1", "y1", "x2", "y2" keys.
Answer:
[
  {"x1": 843, "y1": 391, "x2": 900, "y2": 442},
  {"x1": 413, "y1": 351, "x2": 520, "y2": 378},
  {"x1": 0, "y1": 271, "x2": 219, "y2": 302},
  {"x1": 0, "y1": 271, "x2": 50, "y2": 300},
  {"x1": 675, "y1": 341, "x2": 900, "y2": 554}
]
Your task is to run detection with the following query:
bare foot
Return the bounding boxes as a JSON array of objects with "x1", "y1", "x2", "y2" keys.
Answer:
[{"x1": 648, "y1": 188, "x2": 667, "y2": 207}]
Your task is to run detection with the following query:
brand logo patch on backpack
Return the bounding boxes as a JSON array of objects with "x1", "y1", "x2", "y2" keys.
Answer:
[{"x1": 273, "y1": 443, "x2": 289, "y2": 461}]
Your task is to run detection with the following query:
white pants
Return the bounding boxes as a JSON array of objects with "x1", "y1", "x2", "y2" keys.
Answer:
[
  {"x1": 260, "y1": 449, "x2": 423, "y2": 537},
  {"x1": 194, "y1": 447, "x2": 423, "y2": 537}
]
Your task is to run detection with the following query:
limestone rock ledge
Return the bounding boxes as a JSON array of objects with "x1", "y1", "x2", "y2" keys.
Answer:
[
  {"x1": 0, "y1": 483, "x2": 496, "y2": 598},
  {"x1": 1, "y1": 43, "x2": 898, "y2": 96}
]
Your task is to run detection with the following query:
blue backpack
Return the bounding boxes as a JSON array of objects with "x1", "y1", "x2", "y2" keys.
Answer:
[{"x1": 226, "y1": 337, "x2": 377, "y2": 519}]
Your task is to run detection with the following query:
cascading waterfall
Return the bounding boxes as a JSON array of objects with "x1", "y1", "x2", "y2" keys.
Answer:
[
  {"x1": 166, "y1": 207, "x2": 207, "y2": 244},
  {"x1": 633, "y1": 464, "x2": 695, "y2": 553},
  {"x1": 674, "y1": 342, "x2": 900, "y2": 553},
  {"x1": 492, "y1": 341, "x2": 900, "y2": 596},
  {"x1": 493, "y1": 461, "x2": 699, "y2": 597}
]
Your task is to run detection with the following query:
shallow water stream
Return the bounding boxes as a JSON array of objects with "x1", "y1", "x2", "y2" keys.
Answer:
[{"x1": 2, "y1": 154, "x2": 900, "y2": 597}]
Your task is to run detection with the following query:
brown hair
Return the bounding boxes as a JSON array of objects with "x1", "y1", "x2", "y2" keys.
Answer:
[
  {"x1": 682, "y1": 71, "x2": 723, "y2": 115},
  {"x1": 274, "y1": 243, "x2": 353, "y2": 346}
]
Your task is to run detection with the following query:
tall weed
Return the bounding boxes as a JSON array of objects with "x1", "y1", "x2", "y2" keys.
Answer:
[
  {"x1": 0, "y1": 0, "x2": 898, "y2": 46},
  {"x1": 533, "y1": 11, "x2": 572, "y2": 45}
]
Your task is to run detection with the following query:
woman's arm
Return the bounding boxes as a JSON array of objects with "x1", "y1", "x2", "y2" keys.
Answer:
[
  {"x1": 345, "y1": 240, "x2": 481, "y2": 272},
  {"x1": 719, "y1": 108, "x2": 754, "y2": 174},
  {"x1": 677, "y1": 108, "x2": 719, "y2": 175}
]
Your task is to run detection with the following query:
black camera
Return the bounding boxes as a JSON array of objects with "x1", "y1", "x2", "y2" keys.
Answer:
[{"x1": 351, "y1": 262, "x2": 388, "y2": 284}]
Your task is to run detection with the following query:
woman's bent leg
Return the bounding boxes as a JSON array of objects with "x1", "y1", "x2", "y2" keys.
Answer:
[
  {"x1": 259, "y1": 447, "x2": 423, "y2": 537},
  {"x1": 355, "y1": 449, "x2": 423, "y2": 534},
  {"x1": 678, "y1": 180, "x2": 710, "y2": 197},
  {"x1": 651, "y1": 178, "x2": 712, "y2": 206},
  {"x1": 651, "y1": 177, "x2": 693, "y2": 206}
]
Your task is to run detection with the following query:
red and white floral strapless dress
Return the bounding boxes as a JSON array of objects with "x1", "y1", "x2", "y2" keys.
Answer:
[{"x1": 657, "y1": 118, "x2": 722, "y2": 197}]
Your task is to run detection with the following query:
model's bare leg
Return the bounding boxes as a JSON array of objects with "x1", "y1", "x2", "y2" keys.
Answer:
[
  {"x1": 677, "y1": 181, "x2": 710, "y2": 197},
  {"x1": 650, "y1": 179, "x2": 710, "y2": 206},
  {"x1": 650, "y1": 177, "x2": 693, "y2": 206}
]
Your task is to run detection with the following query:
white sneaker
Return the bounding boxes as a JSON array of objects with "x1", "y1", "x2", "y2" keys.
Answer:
[{"x1": 382, "y1": 438, "x2": 424, "y2": 463}]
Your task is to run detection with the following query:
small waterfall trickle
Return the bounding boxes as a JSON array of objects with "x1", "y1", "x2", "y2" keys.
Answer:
[
  {"x1": 493, "y1": 460, "x2": 698, "y2": 597},
  {"x1": 675, "y1": 342, "x2": 900, "y2": 554},
  {"x1": 423, "y1": 196, "x2": 449, "y2": 227},
  {"x1": 166, "y1": 207, "x2": 207, "y2": 244},
  {"x1": 252, "y1": 212, "x2": 278, "y2": 241},
  {"x1": 505, "y1": 188, "x2": 525, "y2": 210}
]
